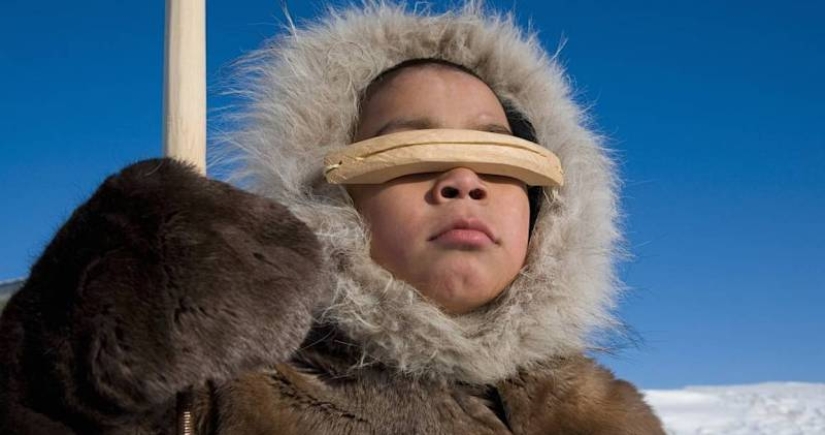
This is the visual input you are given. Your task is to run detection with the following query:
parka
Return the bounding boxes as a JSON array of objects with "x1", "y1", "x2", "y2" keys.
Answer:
[{"x1": 0, "y1": 2, "x2": 665, "y2": 434}]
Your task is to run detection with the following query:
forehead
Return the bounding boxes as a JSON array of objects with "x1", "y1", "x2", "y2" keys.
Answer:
[
  {"x1": 355, "y1": 65, "x2": 509, "y2": 140},
  {"x1": 362, "y1": 63, "x2": 499, "y2": 106}
]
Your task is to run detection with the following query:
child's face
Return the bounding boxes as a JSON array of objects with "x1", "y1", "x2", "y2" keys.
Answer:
[{"x1": 348, "y1": 66, "x2": 531, "y2": 314}]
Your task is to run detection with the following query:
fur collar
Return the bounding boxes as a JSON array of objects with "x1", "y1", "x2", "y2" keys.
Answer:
[{"x1": 221, "y1": 1, "x2": 622, "y2": 384}]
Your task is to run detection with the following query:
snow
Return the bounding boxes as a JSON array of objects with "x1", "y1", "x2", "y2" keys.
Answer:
[
  {"x1": 0, "y1": 278, "x2": 24, "y2": 311},
  {"x1": 645, "y1": 383, "x2": 825, "y2": 435}
]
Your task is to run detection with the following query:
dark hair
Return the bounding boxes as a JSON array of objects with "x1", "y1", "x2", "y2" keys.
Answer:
[
  {"x1": 361, "y1": 58, "x2": 544, "y2": 233},
  {"x1": 503, "y1": 103, "x2": 544, "y2": 236}
]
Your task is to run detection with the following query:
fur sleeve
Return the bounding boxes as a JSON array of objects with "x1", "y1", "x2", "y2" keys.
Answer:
[
  {"x1": 499, "y1": 355, "x2": 666, "y2": 434},
  {"x1": 0, "y1": 159, "x2": 326, "y2": 433}
]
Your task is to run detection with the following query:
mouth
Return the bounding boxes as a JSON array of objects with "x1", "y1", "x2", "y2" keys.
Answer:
[{"x1": 428, "y1": 218, "x2": 497, "y2": 247}]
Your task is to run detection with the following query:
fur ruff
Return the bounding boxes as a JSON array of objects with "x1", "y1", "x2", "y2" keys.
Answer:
[{"x1": 219, "y1": 1, "x2": 623, "y2": 384}]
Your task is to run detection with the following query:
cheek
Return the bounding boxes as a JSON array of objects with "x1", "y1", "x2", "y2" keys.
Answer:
[
  {"x1": 358, "y1": 192, "x2": 420, "y2": 266},
  {"x1": 500, "y1": 188, "x2": 532, "y2": 261}
]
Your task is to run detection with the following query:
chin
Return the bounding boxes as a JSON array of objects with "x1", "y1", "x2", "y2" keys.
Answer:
[{"x1": 425, "y1": 281, "x2": 502, "y2": 315}]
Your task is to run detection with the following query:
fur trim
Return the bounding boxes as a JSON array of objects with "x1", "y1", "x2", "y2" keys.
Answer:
[{"x1": 219, "y1": 1, "x2": 622, "y2": 384}]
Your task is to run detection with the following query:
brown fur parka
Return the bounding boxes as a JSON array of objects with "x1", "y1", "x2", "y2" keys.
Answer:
[
  {"x1": 0, "y1": 159, "x2": 662, "y2": 434},
  {"x1": 201, "y1": 331, "x2": 664, "y2": 435},
  {"x1": 1, "y1": 2, "x2": 665, "y2": 433}
]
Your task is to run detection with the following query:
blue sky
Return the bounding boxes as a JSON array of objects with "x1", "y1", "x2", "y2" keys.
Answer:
[{"x1": 1, "y1": 0, "x2": 822, "y2": 389}]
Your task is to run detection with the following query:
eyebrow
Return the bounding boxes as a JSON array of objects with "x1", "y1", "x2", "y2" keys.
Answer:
[
  {"x1": 374, "y1": 118, "x2": 513, "y2": 137},
  {"x1": 375, "y1": 118, "x2": 436, "y2": 137}
]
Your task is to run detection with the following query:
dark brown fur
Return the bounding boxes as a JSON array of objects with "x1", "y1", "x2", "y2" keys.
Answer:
[
  {"x1": 0, "y1": 159, "x2": 663, "y2": 434},
  {"x1": 191, "y1": 328, "x2": 664, "y2": 434},
  {"x1": 0, "y1": 159, "x2": 325, "y2": 434}
]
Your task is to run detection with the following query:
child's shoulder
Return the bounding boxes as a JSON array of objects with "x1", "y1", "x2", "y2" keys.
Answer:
[{"x1": 497, "y1": 355, "x2": 666, "y2": 434}]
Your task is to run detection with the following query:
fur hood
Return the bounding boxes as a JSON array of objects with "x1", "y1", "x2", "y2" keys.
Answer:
[{"x1": 221, "y1": 1, "x2": 622, "y2": 385}]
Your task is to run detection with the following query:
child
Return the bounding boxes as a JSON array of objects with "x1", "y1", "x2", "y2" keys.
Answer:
[{"x1": 0, "y1": 3, "x2": 664, "y2": 434}]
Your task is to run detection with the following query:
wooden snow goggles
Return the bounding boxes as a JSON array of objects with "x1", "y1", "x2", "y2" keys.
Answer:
[{"x1": 324, "y1": 129, "x2": 564, "y2": 187}]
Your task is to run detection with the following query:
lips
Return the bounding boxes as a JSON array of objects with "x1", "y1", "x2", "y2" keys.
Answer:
[{"x1": 428, "y1": 218, "x2": 497, "y2": 247}]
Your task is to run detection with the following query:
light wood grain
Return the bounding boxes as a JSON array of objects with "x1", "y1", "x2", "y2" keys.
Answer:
[
  {"x1": 324, "y1": 129, "x2": 564, "y2": 187},
  {"x1": 163, "y1": 0, "x2": 206, "y2": 174}
]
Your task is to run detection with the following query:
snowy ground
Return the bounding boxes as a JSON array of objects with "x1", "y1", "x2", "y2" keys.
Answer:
[{"x1": 645, "y1": 383, "x2": 825, "y2": 435}]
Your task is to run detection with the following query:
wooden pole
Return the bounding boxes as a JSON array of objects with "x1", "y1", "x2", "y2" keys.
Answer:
[
  {"x1": 165, "y1": 2, "x2": 204, "y2": 432},
  {"x1": 163, "y1": 0, "x2": 206, "y2": 175}
]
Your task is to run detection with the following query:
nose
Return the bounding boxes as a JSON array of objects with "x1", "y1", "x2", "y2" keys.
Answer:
[{"x1": 432, "y1": 167, "x2": 487, "y2": 202}]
